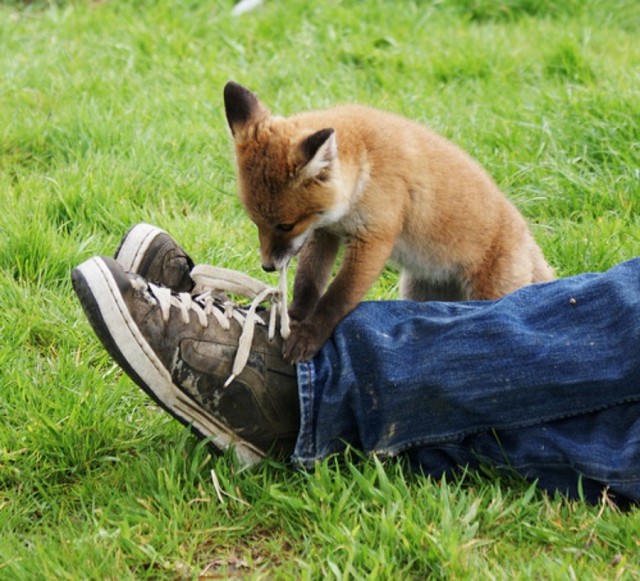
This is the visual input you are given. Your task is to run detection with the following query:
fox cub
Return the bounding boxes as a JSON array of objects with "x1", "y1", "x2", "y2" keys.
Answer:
[{"x1": 223, "y1": 81, "x2": 554, "y2": 363}]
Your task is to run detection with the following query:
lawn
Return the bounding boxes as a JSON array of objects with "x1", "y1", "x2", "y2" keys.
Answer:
[{"x1": 1, "y1": 0, "x2": 639, "y2": 578}]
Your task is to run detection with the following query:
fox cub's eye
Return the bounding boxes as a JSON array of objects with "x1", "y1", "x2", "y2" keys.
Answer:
[{"x1": 276, "y1": 223, "x2": 295, "y2": 233}]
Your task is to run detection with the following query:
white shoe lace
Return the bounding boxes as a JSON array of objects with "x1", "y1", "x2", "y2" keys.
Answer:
[{"x1": 148, "y1": 264, "x2": 290, "y2": 387}]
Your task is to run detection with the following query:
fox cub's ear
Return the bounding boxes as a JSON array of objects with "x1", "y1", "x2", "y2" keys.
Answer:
[
  {"x1": 299, "y1": 128, "x2": 337, "y2": 180},
  {"x1": 223, "y1": 81, "x2": 270, "y2": 137}
]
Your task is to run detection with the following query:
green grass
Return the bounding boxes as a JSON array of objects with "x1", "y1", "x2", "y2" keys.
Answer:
[{"x1": 1, "y1": 0, "x2": 639, "y2": 577}]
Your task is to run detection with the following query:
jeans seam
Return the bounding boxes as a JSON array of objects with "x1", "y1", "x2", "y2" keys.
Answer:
[{"x1": 292, "y1": 361, "x2": 316, "y2": 464}]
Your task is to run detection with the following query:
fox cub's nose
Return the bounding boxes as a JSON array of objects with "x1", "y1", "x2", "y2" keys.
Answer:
[{"x1": 262, "y1": 262, "x2": 276, "y2": 273}]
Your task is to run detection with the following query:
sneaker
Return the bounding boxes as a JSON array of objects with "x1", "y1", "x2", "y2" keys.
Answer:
[
  {"x1": 71, "y1": 256, "x2": 299, "y2": 465},
  {"x1": 115, "y1": 223, "x2": 195, "y2": 292}
]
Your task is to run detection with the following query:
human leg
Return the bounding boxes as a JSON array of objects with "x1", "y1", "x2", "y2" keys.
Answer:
[
  {"x1": 77, "y1": 226, "x2": 640, "y2": 500},
  {"x1": 404, "y1": 403, "x2": 640, "y2": 502},
  {"x1": 294, "y1": 258, "x2": 640, "y2": 500}
]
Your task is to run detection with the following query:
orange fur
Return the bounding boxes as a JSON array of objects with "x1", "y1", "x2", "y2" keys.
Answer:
[{"x1": 224, "y1": 82, "x2": 554, "y2": 362}]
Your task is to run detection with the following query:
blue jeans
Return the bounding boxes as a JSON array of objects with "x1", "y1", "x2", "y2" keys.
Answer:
[{"x1": 292, "y1": 258, "x2": 640, "y2": 502}]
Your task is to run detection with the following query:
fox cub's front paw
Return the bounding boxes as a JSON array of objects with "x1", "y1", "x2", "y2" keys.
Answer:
[{"x1": 282, "y1": 320, "x2": 329, "y2": 364}]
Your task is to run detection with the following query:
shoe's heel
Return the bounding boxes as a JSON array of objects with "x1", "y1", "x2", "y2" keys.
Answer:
[{"x1": 114, "y1": 223, "x2": 167, "y2": 273}]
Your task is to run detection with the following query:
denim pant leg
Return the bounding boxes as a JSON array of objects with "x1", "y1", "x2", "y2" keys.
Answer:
[
  {"x1": 406, "y1": 404, "x2": 640, "y2": 502},
  {"x1": 292, "y1": 258, "x2": 640, "y2": 501}
]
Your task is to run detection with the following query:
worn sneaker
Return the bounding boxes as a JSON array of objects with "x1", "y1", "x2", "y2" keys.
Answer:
[
  {"x1": 115, "y1": 223, "x2": 195, "y2": 292},
  {"x1": 71, "y1": 255, "x2": 299, "y2": 465}
]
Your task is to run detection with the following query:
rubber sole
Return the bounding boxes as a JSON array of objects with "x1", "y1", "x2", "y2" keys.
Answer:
[{"x1": 72, "y1": 256, "x2": 265, "y2": 467}]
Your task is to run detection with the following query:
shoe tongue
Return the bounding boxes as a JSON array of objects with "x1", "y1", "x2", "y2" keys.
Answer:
[
  {"x1": 188, "y1": 263, "x2": 292, "y2": 384},
  {"x1": 189, "y1": 263, "x2": 290, "y2": 339},
  {"x1": 191, "y1": 264, "x2": 271, "y2": 298}
]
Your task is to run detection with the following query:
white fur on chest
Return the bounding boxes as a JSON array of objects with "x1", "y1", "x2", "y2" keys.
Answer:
[{"x1": 391, "y1": 236, "x2": 460, "y2": 283}]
